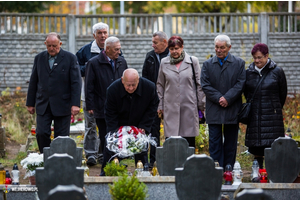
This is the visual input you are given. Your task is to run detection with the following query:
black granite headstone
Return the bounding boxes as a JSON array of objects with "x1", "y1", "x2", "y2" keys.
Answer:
[
  {"x1": 265, "y1": 137, "x2": 300, "y2": 183},
  {"x1": 36, "y1": 153, "x2": 84, "y2": 200},
  {"x1": 156, "y1": 136, "x2": 194, "y2": 176},
  {"x1": 175, "y1": 154, "x2": 223, "y2": 200},
  {"x1": 43, "y1": 136, "x2": 83, "y2": 167},
  {"x1": 46, "y1": 185, "x2": 86, "y2": 200},
  {"x1": 236, "y1": 188, "x2": 273, "y2": 200}
]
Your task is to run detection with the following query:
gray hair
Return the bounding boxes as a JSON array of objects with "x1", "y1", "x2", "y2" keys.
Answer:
[
  {"x1": 45, "y1": 32, "x2": 61, "y2": 41},
  {"x1": 153, "y1": 31, "x2": 168, "y2": 41},
  {"x1": 214, "y1": 34, "x2": 231, "y2": 47},
  {"x1": 104, "y1": 36, "x2": 120, "y2": 50},
  {"x1": 92, "y1": 22, "x2": 109, "y2": 34}
]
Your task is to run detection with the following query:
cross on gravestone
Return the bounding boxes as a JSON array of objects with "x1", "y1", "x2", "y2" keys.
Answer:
[
  {"x1": 46, "y1": 185, "x2": 86, "y2": 200},
  {"x1": 36, "y1": 153, "x2": 84, "y2": 200},
  {"x1": 43, "y1": 136, "x2": 83, "y2": 167},
  {"x1": 265, "y1": 137, "x2": 300, "y2": 183},
  {"x1": 156, "y1": 136, "x2": 194, "y2": 176},
  {"x1": 175, "y1": 154, "x2": 223, "y2": 200},
  {"x1": 235, "y1": 189, "x2": 273, "y2": 200}
]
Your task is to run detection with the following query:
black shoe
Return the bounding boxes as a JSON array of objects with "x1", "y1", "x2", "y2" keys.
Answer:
[{"x1": 87, "y1": 157, "x2": 97, "y2": 166}]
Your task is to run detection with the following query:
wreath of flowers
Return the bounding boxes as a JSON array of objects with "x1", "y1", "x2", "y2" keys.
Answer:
[{"x1": 106, "y1": 126, "x2": 157, "y2": 158}]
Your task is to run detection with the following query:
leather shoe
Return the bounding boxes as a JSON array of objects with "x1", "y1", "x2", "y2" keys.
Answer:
[{"x1": 87, "y1": 157, "x2": 97, "y2": 166}]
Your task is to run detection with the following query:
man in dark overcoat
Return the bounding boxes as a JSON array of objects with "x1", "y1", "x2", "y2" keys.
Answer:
[
  {"x1": 200, "y1": 34, "x2": 246, "y2": 169},
  {"x1": 26, "y1": 32, "x2": 81, "y2": 153},
  {"x1": 85, "y1": 36, "x2": 127, "y2": 167},
  {"x1": 101, "y1": 68, "x2": 159, "y2": 175},
  {"x1": 142, "y1": 31, "x2": 169, "y2": 167}
]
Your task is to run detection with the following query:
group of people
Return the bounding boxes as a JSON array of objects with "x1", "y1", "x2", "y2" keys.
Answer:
[{"x1": 26, "y1": 21, "x2": 287, "y2": 175}]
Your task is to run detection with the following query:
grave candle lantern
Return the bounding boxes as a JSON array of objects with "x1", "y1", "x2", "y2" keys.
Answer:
[
  {"x1": 259, "y1": 169, "x2": 268, "y2": 183},
  {"x1": 232, "y1": 161, "x2": 243, "y2": 185},
  {"x1": 223, "y1": 164, "x2": 233, "y2": 185},
  {"x1": 11, "y1": 163, "x2": 19, "y2": 185}
]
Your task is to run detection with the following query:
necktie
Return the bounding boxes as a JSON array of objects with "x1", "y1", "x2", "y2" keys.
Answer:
[
  {"x1": 49, "y1": 57, "x2": 55, "y2": 69},
  {"x1": 110, "y1": 60, "x2": 115, "y2": 71}
]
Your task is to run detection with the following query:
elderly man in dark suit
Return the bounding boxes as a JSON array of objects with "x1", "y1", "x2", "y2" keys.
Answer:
[
  {"x1": 26, "y1": 32, "x2": 81, "y2": 153},
  {"x1": 100, "y1": 68, "x2": 159, "y2": 176},
  {"x1": 85, "y1": 36, "x2": 127, "y2": 166}
]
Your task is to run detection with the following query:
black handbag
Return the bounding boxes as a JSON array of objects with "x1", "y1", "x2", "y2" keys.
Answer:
[
  {"x1": 238, "y1": 69, "x2": 270, "y2": 124},
  {"x1": 190, "y1": 57, "x2": 206, "y2": 124}
]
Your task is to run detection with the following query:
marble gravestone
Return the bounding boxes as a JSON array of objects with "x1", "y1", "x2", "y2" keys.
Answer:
[
  {"x1": 46, "y1": 185, "x2": 86, "y2": 200},
  {"x1": 156, "y1": 136, "x2": 194, "y2": 176},
  {"x1": 235, "y1": 189, "x2": 273, "y2": 200},
  {"x1": 36, "y1": 153, "x2": 84, "y2": 200},
  {"x1": 175, "y1": 154, "x2": 223, "y2": 200},
  {"x1": 43, "y1": 136, "x2": 83, "y2": 167},
  {"x1": 265, "y1": 137, "x2": 300, "y2": 183}
]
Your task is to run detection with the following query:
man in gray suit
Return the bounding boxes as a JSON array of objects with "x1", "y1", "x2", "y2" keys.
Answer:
[{"x1": 26, "y1": 32, "x2": 81, "y2": 153}]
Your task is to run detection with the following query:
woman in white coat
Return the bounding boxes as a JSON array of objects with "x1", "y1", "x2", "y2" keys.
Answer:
[{"x1": 157, "y1": 36, "x2": 205, "y2": 147}]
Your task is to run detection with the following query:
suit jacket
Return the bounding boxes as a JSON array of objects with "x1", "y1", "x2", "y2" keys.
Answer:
[
  {"x1": 26, "y1": 48, "x2": 81, "y2": 116},
  {"x1": 85, "y1": 51, "x2": 127, "y2": 119},
  {"x1": 105, "y1": 77, "x2": 159, "y2": 134}
]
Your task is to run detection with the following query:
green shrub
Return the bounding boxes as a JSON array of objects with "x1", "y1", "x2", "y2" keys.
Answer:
[
  {"x1": 109, "y1": 174, "x2": 148, "y2": 200},
  {"x1": 103, "y1": 161, "x2": 127, "y2": 176}
]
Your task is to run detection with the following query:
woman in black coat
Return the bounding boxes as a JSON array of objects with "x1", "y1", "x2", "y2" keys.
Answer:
[{"x1": 244, "y1": 43, "x2": 287, "y2": 169}]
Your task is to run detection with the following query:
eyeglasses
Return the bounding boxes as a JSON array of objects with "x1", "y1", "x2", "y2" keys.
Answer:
[{"x1": 252, "y1": 55, "x2": 265, "y2": 61}]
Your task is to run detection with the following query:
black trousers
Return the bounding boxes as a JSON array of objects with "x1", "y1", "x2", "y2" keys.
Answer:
[
  {"x1": 95, "y1": 118, "x2": 107, "y2": 155},
  {"x1": 36, "y1": 104, "x2": 71, "y2": 153}
]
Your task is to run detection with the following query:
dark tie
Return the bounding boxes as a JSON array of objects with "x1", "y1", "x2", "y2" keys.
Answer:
[
  {"x1": 49, "y1": 57, "x2": 55, "y2": 69},
  {"x1": 110, "y1": 60, "x2": 114, "y2": 71}
]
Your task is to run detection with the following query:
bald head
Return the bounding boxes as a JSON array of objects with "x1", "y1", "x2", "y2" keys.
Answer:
[{"x1": 122, "y1": 68, "x2": 140, "y2": 94}]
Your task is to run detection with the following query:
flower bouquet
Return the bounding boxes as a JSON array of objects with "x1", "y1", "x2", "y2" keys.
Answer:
[
  {"x1": 20, "y1": 153, "x2": 44, "y2": 179},
  {"x1": 106, "y1": 126, "x2": 157, "y2": 159}
]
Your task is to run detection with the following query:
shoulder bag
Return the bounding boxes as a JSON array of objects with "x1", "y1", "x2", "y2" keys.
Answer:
[
  {"x1": 238, "y1": 69, "x2": 270, "y2": 124},
  {"x1": 190, "y1": 57, "x2": 206, "y2": 124}
]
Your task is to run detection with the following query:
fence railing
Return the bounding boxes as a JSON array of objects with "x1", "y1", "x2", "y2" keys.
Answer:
[
  {"x1": 1, "y1": 12, "x2": 299, "y2": 36},
  {"x1": 0, "y1": 13, "x2": 69, "y2": 34}
]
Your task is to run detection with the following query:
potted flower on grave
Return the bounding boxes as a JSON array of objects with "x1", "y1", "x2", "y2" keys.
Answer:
[{"x1": 20, "y1": 153, "x2": 44, "y2": 185}]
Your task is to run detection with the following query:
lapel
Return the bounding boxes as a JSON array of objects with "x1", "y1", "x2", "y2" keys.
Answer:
[
  {"x1": 44, "y1": 52, "x2": 51, "y2": 74},
  {"x1": 165, "y1": 57, "x2": 179, "y2": 73},
  {"x1": 178, "y1": 54, "x2": 191, "y2": 73},
  {"x1": 50, "y1": 49, "x2": 64, "y2": 73},
  {"x1": 165, "y1": 53, "x2": 191, "y2": 73},
  {"x1": 221, "y1": 53, "x2": 232, "y2": 73}
]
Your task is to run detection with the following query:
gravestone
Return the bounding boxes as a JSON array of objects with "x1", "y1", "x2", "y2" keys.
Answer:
[
  {"x1": 175, "y1": 154, "x2": 223, "y2": 200},
  {"x1": 43, "y1": 136, "x2": 83, "y2": 167},
  {"x1": 36, "y1": 153, "x2": 84, "y2": 200},
  {"x1": 0, "y1": 114, "x2": 6, "y2": 157},
  {"x1": 235, "y1": 188, "x2": 273, "y2": 200},
  {"x1": 46, "y1": 185, "x2": 86, "y2": 200},
  {"x1": 156, "y1": 136, "x2": 194, "y2": 176},
  {"x1": 265, "y1": 137, "x2": 300, "y2": 183}
]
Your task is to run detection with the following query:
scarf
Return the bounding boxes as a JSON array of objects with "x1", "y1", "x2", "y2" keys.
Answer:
[{"x1": 170, "y1": 50, "x2": 185, "y2": 65}]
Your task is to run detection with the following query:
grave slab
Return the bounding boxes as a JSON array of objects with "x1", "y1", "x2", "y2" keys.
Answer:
[
  {"x1": 43, "y1": 136, "x2": 83, "y2": 167},
  {"x1": 175, "y1": 154, "x2": 223, "y2": 200},
  {"x1": 235, "y1": 188, "x2": 273, "y2": 200},
  {"x1": 36, "y1": 153, "x2": 84, "y2": 200},
  {"x1": 46, "y1": 184, "x2": 86, "y2": 200},
  {"x1": 265, "y1": 137, "x2": 300, "y2": 183},
  {"x1": 235, "y1": 183, "x2": 300, "y2": 200},
  {"x1": 156, "y1": 136, "x2": 194, "y2": 176}
]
